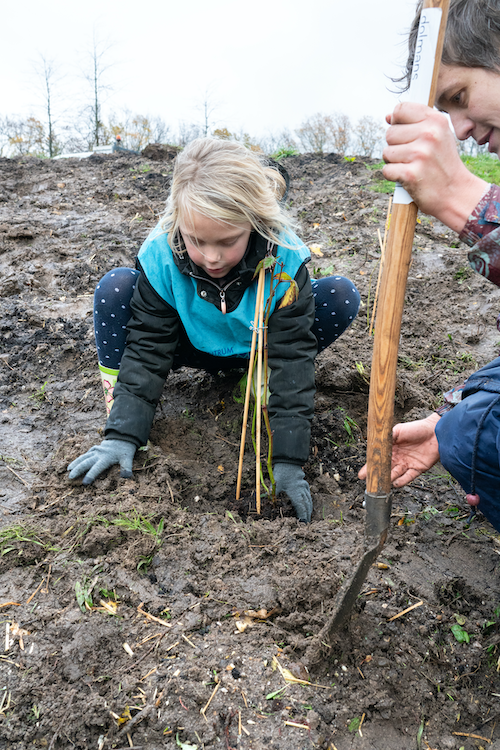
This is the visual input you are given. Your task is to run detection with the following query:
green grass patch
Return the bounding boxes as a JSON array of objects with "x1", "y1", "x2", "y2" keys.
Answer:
[
  {"x1": 367, "y1": 154, "x2": 500, "y2": 194},
  {"x1": 461, "y1": 153, "x2": 500, "y2": 184},
  {"x1": 366, "y1": 161, "x2": 395, "y2": 193}
]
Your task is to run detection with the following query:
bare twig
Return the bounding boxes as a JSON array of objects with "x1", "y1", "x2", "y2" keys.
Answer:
[
  {"x1": 387, "y1": 600, "x2": 423, "y2": 621},
  {"x1": 236, "y1": 267, "x2": 265, "y2": 499},
  {"x1": 5, "y1": 465, "x2": 29, "y2": 486},
  {"x1": 201, "y1": 681, "x2": 220, "y2": 720},
  {"x1": 369, "y1": 196, "x2": 392, "y2": 336}
]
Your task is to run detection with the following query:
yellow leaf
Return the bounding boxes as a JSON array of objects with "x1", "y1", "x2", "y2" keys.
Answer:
[
  {"x1": 313, "y1": 223, "x2": 320, "y2": 229},
  {"x1": 278, "y1": 281, "x2": 299, "y2": 310},
  {"x1": 309, "y1": 244, "x2": 323, "y2": 256},
  {"x1": 117, "y1": 706, "x2": 132, "y2": 726}
]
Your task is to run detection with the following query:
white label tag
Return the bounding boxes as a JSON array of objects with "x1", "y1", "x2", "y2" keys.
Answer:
[
  {"x1": 393, "y1": 7, "x2": 442, "y2": 204},
  {"x1": 407, "y1": 7, "x2": 442, "y2": 105},
  {"x1": 393, "y1": 183, "x2": 414, "y2": 205}
]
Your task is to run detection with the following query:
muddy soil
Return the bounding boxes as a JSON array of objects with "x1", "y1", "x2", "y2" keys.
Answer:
[{"x1": 1, "y1": 148, "x2": 500, "y2": 750}]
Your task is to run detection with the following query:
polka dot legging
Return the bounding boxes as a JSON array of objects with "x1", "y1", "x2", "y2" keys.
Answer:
[{"x1": 94, "y1": 268, "x2": 360, "y2": 369}]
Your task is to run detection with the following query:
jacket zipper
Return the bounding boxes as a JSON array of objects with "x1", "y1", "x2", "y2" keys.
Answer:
[
  {"x1": 189, "y1": 273, "x2": 241, "y2": 315},
  {"x1": 220, "y1": 288, "x2": 227, "y2": 315}
]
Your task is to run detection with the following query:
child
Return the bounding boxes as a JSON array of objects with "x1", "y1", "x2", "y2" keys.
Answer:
[
  {"x1": 359, "y1": 0, "x2": 500, "y2": 531},
  {"x1": 68, "y1": 138, "x2": 360, "y2": 522}
]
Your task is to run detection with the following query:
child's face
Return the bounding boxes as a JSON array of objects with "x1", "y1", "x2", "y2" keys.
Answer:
[
  {"x1": 437, "y1": 64, "x2": 500, "y2": 156},
  {"x1": 179, "y1": 211, "x2": 251, "y2": 280}
]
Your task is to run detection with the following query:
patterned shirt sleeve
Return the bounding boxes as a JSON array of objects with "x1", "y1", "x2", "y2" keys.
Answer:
[
  {"x1": 459, "y1": 183, "x2": 500, "y2": 288},
  {"x1": 434, "y1": 383, "x2": 466, "y2": 415},
  {"x1": 435, "y1": 184, "x2": 500, "y2": 416}
]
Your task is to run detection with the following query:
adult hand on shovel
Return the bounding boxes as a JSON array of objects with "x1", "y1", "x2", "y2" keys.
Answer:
[
  {"x1": 358, "y1": 412, "x2": 441, "y2": 488},
  {"x1": 383, "y1": 102, "x2": 486, "y2": 232}
]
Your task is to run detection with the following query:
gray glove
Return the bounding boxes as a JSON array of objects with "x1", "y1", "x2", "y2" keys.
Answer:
[
  {"x1": 274, "y1": 463, "x2": 312, "y2": 522},
  {"x1": 67, "y1": 439, "x2": 136, "y2": 485}
]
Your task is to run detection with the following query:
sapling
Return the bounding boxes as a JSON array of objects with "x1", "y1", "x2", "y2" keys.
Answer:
[{"x1": 236, "y1": 253, "x2": 299, "y2": 512}]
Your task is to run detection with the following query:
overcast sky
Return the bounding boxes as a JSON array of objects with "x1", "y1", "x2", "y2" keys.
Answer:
[{"x1": 2, "y1": 0, "x2": 419, "y2": 142}]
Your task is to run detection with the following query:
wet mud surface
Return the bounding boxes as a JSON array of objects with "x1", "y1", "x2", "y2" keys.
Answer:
[{"x1": 1, "y1": 149, "x2": 500, "y2": 749}]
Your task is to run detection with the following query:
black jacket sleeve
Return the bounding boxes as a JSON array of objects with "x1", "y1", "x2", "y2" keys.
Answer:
[
  {"x1": 104, "y1": 267, "x2": 179, "y2": 447},
  {"x1": 267, "y1": 263, "x2": 317, "y2": 465}
]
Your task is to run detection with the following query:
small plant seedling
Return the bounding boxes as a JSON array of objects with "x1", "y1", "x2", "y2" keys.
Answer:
[
  {"x1": 450, "y1": 618, "x2": 470, "y2": 644},
  {"x1": 270, "y1": 146, "x2": 299, "y2": 160},
  {"x1": 111, "y1": 511, "x2": 164, "y2": 540},
  {"x1": 75, "y1": 579, "x2": 95, "y2": 613},
  {"x1": 348, "y1": 716, "x2": 361, "y2": 733},
  {"x1": 31, "y1": 704, "x2": 41, "y2": 720},
  {"x1": 337, "y1": 407, "x2": 359, "y2": 444},
  {"x1": 355, "y1": 361, "x2": 370, "y2": 385},
  {"x1": 266, "y1": 686, "x2": 287, "y2": 700},
  {"x1": 454, "y1": 266, "x2": 471, "y2": 283},
  {"x1": 0, "y1": 525, "x2": 47, "y2": 556},
  {"x1": 30, "y1": 380, "x2": 49, "y2": 403},
  {"x1": 311, "y1": 263, "x2": 335, "y2": 278}
]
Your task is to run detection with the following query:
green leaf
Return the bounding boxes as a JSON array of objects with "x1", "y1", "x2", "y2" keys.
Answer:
[
  {"x1": 450, "y1": 623, "x2": 470, "y2": 643},
  {"x1": 75, "y1": 581, "x2": 91, "y2": 613},
  {"x1": 348, "y1": 717, "x2": 361, "y2": 733},
  {"x1": 266, "y1": 686, "x2": 287, "y2": 700}
]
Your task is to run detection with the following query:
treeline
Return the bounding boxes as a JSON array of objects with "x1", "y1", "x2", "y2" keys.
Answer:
[
  {"x1": 0, "y1": 111, "x2": 387, "y2": 160},
  {"x1": 2, "y1": 43, "x2": 489, "y2": 160}
]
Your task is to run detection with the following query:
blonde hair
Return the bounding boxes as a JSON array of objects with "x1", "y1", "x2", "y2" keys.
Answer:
[{"x1": 160, "y1": 137, "x2": 296, "y2": 251}]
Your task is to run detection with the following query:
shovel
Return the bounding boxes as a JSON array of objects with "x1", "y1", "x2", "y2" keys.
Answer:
[{"x1": 305, "y1": 0, "x2": 450, "y2": 661}]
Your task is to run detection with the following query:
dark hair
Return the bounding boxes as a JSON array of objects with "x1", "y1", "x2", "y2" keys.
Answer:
[{"x1": 400, "y1": 0, "x2": 500, "y2": 89}]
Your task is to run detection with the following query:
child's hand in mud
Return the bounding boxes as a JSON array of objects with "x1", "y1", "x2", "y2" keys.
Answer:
[
  {"x1": 358, "y1": 413, "x2": 441, "y2": 488},
  {"x1": 274, "y1": 463, "x2": 312, "y2": 523},
  {"x1": 67, "y1": 439, "x2": 136, "y2": 485}
]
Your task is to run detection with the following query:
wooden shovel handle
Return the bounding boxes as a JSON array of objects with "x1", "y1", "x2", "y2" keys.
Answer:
[
  {"x1": 365, "y1": 201, "x2": 418, "y2": 494},
  {"x1": 365, "y1": 0, "x2": 449, "y2": 495}
]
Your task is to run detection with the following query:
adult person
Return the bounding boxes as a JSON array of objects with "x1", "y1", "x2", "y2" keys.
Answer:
[
  {"x1": 112, "y1": 134, "x2": 139, "y2": 155},
  {"x1": 359, "y1": 0, "x2": 500, "y2": 532}
]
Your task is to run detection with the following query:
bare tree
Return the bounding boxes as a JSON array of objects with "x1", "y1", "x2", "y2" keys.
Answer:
[
  {"x1": 80, "y1": 32, "x2": 115, "y2": 148},
  {"x1": 176, "y1": 121, "x2": 202, "y2": 147},
  {"x1": 259, "y1": 129, "x2": 298, "y2": 156},
  {"x1": 32, "y1": 54, "x2": 63, "y2": 157},
  {"x1": 295, "y1": 113, "x2": 331, "y2": 153},
  {"x1": 196, "y1": 86, "x2": 221, "y2": 137},
  {"x1": 354, "y1": 115, "x2": 384, "y2": 158},
  {"x1": 326, "y1": 113, "x2": 352, "y2": 156},
  {"x1": 149, "y1": 116, "x2": 171, "y2": 145}
]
